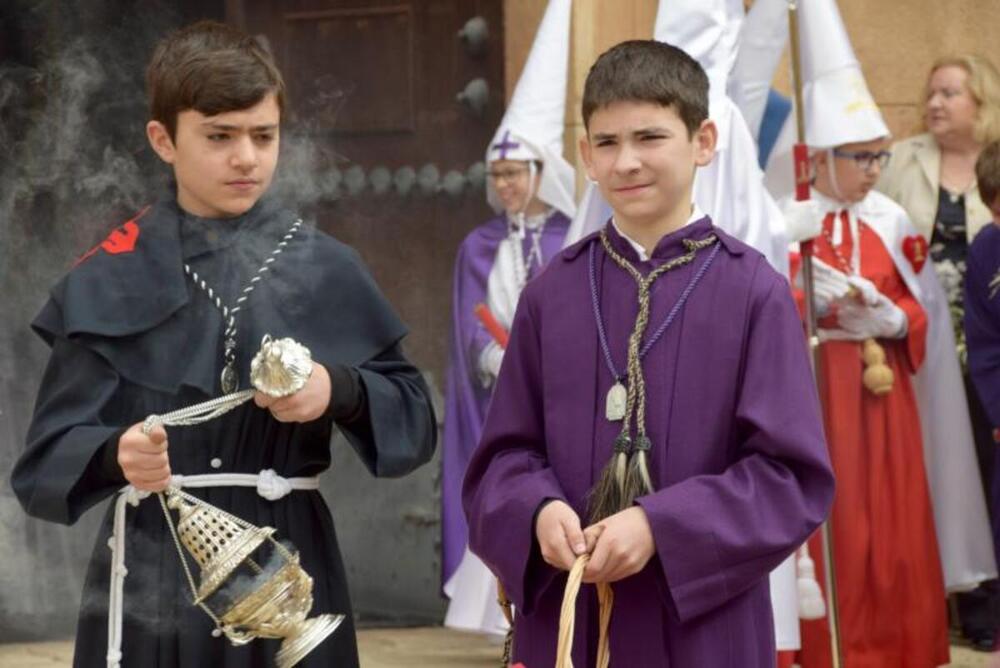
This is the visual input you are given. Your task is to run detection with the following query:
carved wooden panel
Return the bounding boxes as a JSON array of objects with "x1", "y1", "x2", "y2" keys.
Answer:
[{"x1": 283, "y1": 5, "x2": 415, "y2": 133}]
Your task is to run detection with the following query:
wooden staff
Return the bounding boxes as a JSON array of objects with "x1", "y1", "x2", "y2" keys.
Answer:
[{"x1": 788, "y1": 1, "x2": 844, "y2": 665}]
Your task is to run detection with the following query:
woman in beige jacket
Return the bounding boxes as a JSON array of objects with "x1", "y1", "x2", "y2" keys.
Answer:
[
  {"x1": 879, "y1": 54, "x2": 999, "y2": 245},
  {"x1": 879, "y1": 53, "x2": 1000, "y2": 651}
]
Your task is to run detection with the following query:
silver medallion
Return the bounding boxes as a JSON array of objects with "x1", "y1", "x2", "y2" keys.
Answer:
[
  {"x1": 605, "y1": 381, "x2": 627, "y2": 422},
  {"x1": 220, "y1": 363, "x2": 238, "y2": 394}
]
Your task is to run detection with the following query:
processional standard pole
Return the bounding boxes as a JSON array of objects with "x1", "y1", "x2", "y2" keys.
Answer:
[{"x1": 788, "y1": 2, "x2": 844, "y2": 665}]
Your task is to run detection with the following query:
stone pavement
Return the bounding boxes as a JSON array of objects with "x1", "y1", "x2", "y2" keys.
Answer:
[{"x1": 0, "y1": 628, "x2": 997, "y2": 667}]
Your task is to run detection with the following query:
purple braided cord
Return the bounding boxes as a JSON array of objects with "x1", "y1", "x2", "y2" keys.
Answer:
[{"x1": 588, "y1": 239, "x2": 721, "y2": 380}]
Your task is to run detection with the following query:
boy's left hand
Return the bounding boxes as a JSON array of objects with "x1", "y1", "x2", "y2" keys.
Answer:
[
  {"x1": 254, "y1": 363, "x2": 332, "y2": 423},
  {"x1": 581, "y1": 506, "x2": 656, "y2": 584}
]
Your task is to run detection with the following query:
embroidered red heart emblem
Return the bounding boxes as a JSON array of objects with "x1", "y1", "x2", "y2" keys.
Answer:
[
  {"x1": 100, "y1": 220, "x2": 140, "y2": 254},
  {"x1": 902, "y1": 235, "x2": 928, "y2": 274}
]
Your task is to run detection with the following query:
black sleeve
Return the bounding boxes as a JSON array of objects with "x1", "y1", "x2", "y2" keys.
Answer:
[
  {"x1": 324, "y1": 364, "x2": 367, "y2": 423},
  {"x1": 10, "y1": 338, "x2": 128, "y2": 525},
  {"x1": 334, "y1": 342, "x2": 437, "y2": 478}
]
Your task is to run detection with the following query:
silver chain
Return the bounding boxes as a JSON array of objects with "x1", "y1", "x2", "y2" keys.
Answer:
[
  {"x1": 142, "y1": 389, "x2": 255, "y2": 434},
  {"x1": 184, "y1": 218, "x2": 302, "y2": 392}
]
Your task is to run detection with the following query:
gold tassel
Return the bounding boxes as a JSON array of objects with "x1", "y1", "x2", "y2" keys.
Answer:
[{"x1": 861, "y1": 338, "x2": 894, "y2": 395}]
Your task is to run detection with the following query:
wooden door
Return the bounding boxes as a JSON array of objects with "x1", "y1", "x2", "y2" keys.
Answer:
[{"x1": 228, "y1": 0, "x2": 505, "y2": 623}]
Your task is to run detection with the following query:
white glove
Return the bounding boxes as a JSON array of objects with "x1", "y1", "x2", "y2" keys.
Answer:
[
  {"x1": 846, "y1": 275, "x2": 879, "y2": 306},
  {"x1": 782, "y1": 199, "x2": 823, "y2": 243},
  {"x1": 797, "y1": 256, "x2": 851, "y2": 316},
  {"x1": 477, "y1": 341, "x2": 505, "y2": 387},
  {"x1": 828, "y1": 294, "x2": 908, "y2": 341}
]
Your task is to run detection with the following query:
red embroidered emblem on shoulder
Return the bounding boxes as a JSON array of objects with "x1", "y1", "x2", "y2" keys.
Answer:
[
  {"x1": 902, "y1": 235, "x2": 929, "y2": 274},
  {"x1": 75, "y1": 206, "x2": 150, "y2": 266}
]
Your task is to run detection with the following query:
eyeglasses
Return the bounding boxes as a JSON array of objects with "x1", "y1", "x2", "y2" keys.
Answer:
[
  {"x1": 832, "y1": 149, "x2": 891, "y2": 171},
  {"x1": 487, "y1": 167, "x2": 530, "y2": 183}
]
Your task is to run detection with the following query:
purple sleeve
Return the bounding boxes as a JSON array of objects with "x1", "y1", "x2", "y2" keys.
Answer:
[
  {"x1": 636, "y1": 271, "x2": 835, "y2": 622},
  {"x1": 462, "y1": 289, "x2": 568, "y2": 613},
  {"x1": 965, "y1": 242, "x2": 1000, "y2": 427}
]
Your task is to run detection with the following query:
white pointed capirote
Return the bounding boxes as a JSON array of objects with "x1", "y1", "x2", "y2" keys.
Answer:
[
  {"x1": 485, "y1": 0, "x2": 575, "y2": 218},
  {"x1": 763, "y1": 0, "x2": 891, "y2": 199},
  {"x1": 797, "y1": 0, "x2": 888, "y2": 149}
]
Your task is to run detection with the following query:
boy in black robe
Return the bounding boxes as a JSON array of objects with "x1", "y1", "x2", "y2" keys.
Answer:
[{"x1": 10, "y1": 20, "x2": 436, "y2": 668}]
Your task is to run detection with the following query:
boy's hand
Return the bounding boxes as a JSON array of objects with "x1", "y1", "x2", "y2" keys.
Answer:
[
  {"x1": 581, "y1": 506, "x2": 656, "y2": 584},
  {"x1": 254, "y1": 363, "x2": 331, "y2": 423},
  {"x1": 535, "y1": 500, "x2": 593, "y2": 571},
  {"x1": 118, "y1": 423, "x2": 171, "y2": 492}
]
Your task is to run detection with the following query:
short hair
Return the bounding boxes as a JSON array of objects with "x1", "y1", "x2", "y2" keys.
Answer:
[
  {"x1": 581, "y1": 40, "x2": 708, "y2": 136},
  {"x1": 923, "y1": 54, "x2": 1000, "y2": 145},
  {"x1": 147, "y1": 21, "x2": 286, "y2": 140},
  {"x1": 977, "y1": 140, "x2": 1000, "y2": 208}
]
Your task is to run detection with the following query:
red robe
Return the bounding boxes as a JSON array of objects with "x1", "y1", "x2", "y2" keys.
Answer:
[{"x1": 796, "y1": 212, "x2": 949, "y2": 668}]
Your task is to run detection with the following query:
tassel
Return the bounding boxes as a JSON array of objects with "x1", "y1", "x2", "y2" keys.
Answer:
[
  {"x1": 796, "y1": 544, "x2": 826, "y2": 620},
  {"x1": 621, "y1": 436, "x2": 654, "y2": 507},
  {"x1": 587, "y1": 435, "x2": 631, "y2": 523}
]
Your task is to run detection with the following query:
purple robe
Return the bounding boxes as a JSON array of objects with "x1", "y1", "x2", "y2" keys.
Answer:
[
  {"x1": 964, "y1": 222, "x2": 1000, "y2": 563},
  {"x1": 463, "y1": 217, "x2": 834, "y2": 667},
  {"x1": 442, "y1": 210, "x2": 571, "y2": 584}
]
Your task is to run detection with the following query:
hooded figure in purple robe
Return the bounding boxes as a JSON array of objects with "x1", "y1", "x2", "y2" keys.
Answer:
[
  {"x1": 441, "y1": 0, "x2": 578, "y2": 635},
  {"x1": 463, "y1": 40, "x2": 834, "y2": 666}
]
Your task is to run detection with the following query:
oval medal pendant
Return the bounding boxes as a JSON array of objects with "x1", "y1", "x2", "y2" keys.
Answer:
[
  {"x1": 605, "y1": 381, "x2": 627, "y2": 422},
  {"x1": 221, "y1": 363, "x2": 238, "y2": 394}
]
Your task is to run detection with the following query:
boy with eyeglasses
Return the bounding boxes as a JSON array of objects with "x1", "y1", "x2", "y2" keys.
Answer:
[
  {"x1": 770, "y1": 1, "x2": 993, "y2": 664},
  {"x1": 782, "y1": 122, "x2": 952, "y2": 668}
]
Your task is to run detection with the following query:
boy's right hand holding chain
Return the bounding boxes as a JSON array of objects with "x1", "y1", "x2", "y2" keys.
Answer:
[{"x1": 117, "y1": 423, "x2": 171, "y2": 492}]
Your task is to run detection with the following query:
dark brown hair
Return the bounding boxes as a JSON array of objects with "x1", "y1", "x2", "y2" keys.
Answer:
[
  {"x1": 977, "y1": 139, "x2": 1000, "y2": 208},
  {"x1": 581, "y1": 40, "x2": 708, "y2": 136},
  {"x1": 146, "y1": 21, "x2": 286, "y2": 140}
]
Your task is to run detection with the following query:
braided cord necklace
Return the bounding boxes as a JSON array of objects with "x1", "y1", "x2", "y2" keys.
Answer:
[
  {"x1": 587, "y1": 228, "x2": 719, "y2": 522},
  {"x1": 820, "y1": 210, "x2": 861, "y2": 275},
  {"x1": 184, "y1": 218, "x2": 302, "y2": 393},
  {"x1": 507, "y1": 210, "x2": 550, "y2": 291}
]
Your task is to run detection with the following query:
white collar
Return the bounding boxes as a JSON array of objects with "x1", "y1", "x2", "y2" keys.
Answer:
[
  {"x1": 810, "y1": 189, "x2": 857, "y2": 217},
  {"x1": 612, "y1": 204, "x2": 705, "y2": 262},
  {"x1": 507, "y1": 208, "x2": 552, "y2": 232}
]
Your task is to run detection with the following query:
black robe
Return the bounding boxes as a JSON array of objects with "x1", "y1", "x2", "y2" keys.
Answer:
[{"x1": 10, "y1": 193, "x2": 437, "y2": 667}]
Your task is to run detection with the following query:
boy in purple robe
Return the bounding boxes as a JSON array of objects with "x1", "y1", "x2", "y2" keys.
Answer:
[
  {"x1": 964, "y1": 139, "x2": 1000, "y2": 567},
  {"x1": 462, "y1": 40, "x2": 835, "y2": 667}
]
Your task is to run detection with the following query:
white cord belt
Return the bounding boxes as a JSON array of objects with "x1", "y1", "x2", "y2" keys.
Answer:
[{"x1": 106, "y1": 470, "x2": 320, "y2": 668}]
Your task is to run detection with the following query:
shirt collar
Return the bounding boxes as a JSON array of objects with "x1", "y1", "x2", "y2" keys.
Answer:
[{"x1": 610, "y1": 204, "x2": 706, "y2": 262}]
